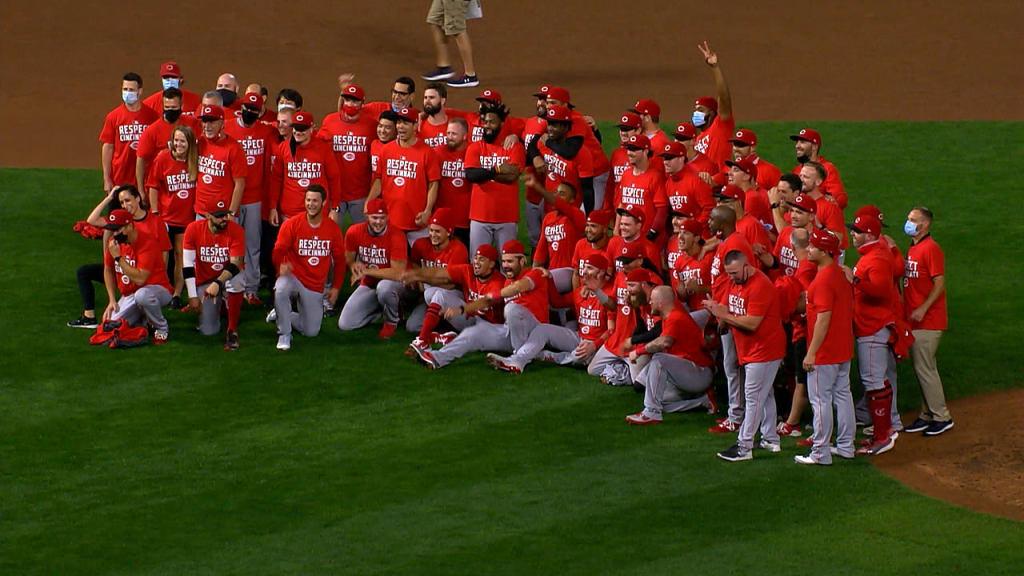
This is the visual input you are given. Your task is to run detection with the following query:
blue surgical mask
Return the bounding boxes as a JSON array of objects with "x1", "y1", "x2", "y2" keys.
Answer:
[
  {"x1": 692, "y1": 111, "x2": 707, "y2": 127},
  {"x1": 903, "y1": 220, "x2": 918, "y2": 237},
  {"x1": 161, "y1": 77, "x2": 180, "y2": 90},
  {"x1": 122, "y1": 90, "x2": 139, "y2": 105}
]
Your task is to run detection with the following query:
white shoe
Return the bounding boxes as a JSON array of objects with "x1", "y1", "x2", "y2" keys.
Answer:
[
  {"x1": 276, "y1": 334, "x2": 291, "y2": 350},
  {"x1": 758, "y1": 440, "x2": 782, "y2": 453},
  {"x1": 266, "y1": 309, "x2": 278, "y2": 323},
  {"x1": 794, "y1": 454, "x2": 829, "y2": 466},
  {"x1": 829, "y1": 446, "x2": 855, "y2": 460}
]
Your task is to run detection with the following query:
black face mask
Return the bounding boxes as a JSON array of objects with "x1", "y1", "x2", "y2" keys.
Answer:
[
  {"x1": 217, "y1": 89, "x2": 237, "y2": 107},
  {"x1": 113, "y1": 232, "x2": 128, "y2": 244},
  {"x1": 163, "y1": 109, "x2": 182, "y2": 123},
  {"x1": 240, "y1": 109, "x2": 260, "y2": 125}
]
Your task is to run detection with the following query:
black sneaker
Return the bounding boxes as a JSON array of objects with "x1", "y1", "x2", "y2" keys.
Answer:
[
  {"x1": 716, "y1": 444, "x2": 753, "y2": 462},
  {"x1": 922, "y1": 420, "x2": 954, "y2": 437},
  {"x1": 67, "y1": 316, "x2": 99, "y2": 329},
  {"x1": 446, "y1": 74, "x2": 479, "y2": 88},
  {"x1": 422, "y1": 66, "x2": 455, "y2": 81},
  {"x1": 904, "y1": 417, "x2": 931, "y2": 433}
]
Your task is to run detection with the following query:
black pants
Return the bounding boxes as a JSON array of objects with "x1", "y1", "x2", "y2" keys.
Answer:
[
  {"x1": 260, "y1": 219, "x2": 279, "y2": 289},
  {"x1": 76, "y1": 263, "x2": 104, "y2": 312}
]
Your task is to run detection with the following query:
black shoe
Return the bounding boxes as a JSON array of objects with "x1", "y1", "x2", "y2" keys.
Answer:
[
  {"x1": 170, "y1": 296, "x2": 183, "y2": 309},
  {"x1": 446, "y1": 74, "x2": 479, "y2": 88},
  {"x1": 67, "y1": 316, "x2": 99, "y2": 329},
  {"x1": 922, "y1": 420, "x2": 954, "y2": 436},
  {"x1": 904, "y1": 417, "x2": 931, "y2": 433},
  {"x1": 224, "y1": 330, "x2": 239, "y2": 351},
  {"x1": 422, "y1": 66, "x2": 454, "y2": 81},
  {"x1": 716, "y1": 444, "x2": 753, "y2": 462}
]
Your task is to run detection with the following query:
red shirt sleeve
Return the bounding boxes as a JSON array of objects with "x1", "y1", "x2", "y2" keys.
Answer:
[{"x1": 389, "y1": 229, "x2": 409, "y2": 263}]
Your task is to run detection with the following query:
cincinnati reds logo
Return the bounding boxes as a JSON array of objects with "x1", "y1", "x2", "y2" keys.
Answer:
[
  {"x1": 202, "y1": 174, "x2": 213, "y2": 184},
  {"x1": 343, "y1": 152, "x2": 356, "y2": 162},
  {"x1": 451, "y1": 178, "x2": 464, "y2": 188},
  {"x1": 130, "y1": 141, "x2": 139, "y2": 150},
  {"x1": 165, "y1": 64, "x2": 174, "y2": 72},
  {"x1": 621, "y1": 115, "x2": 628, "y2": 123},
  {"x1": 246, "y1": 156, "x2": 256, "y2": 166},
  {"x1": 308, "y1": 256, "x2": 320, "y2": 266},
  {"x1": 483, "y1": 90, "x2": 493, "y2": 97},
  {"x1": 581, "y1": 325, "x2": 590, "y2": 334},
  {"x1": 394, "y1": 176, "x2": 406, "y2": 187},
  {"x1": 347, "y1": 87, "x2": 357, "y2": 95},
  {"x1": 108, "y1": 214, "x2": 116, "y2": 222},
  {"x1": 212, "y1": 263, "x2": 224, "y2": 271},
  {"x1": 540, "y1": 86, "x2": 550, "y2": 93},
  {"x1": 177, "y1": 190, "x2": 189, "y2": 200},
  {"x1": 120, "y1": 274, "x2": 129, "y2": 285},
  {"x1": 736, "y1": 131, "x2": 743, "y2": 138},
  {"x1": 800, "y1": 129, "x2": 808, "y2": 135},
  {"x1": 664, "y1": 145, "x2": 672, "y2": 152},
  {"x1": 621, "y1": 305, "x2": 630, "y2": 316},
  {"x1": 246, "y1": 94, "x2": 258, "y2": 105},
  {"x1": 298, "y1": 178, "x2": 311, "y2": 188}
]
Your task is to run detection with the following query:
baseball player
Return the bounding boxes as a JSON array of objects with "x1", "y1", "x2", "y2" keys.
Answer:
[
  {"x1": 270, "y1": 186, "x2": 346, "y2": 350},
  {"x1": 135, "y1": 87, "x2": 199, "y2": 194},
  {"x1": 612, "y1": 135, "x2": 669, "y2": 243},
  {"x1": 142, "y1": 61, "x2": 201, "y2": 117},
  {"x1": 765, "y1": 174, "x2": 804, "y2": 234},
  {"x1": 902, "y1": 206, "x2": 953, "y2": 436},
  {"x1": 269, "y1": 110, "x2": 341, "y2": 226},
  {"x1": 466, "y1": 89, "x2": 525, "y2": 145},
  {"x1": 692, "y1": 41, "x2": 736, "y2": 170},
  {"x1": 464, "y1": 102, "x2": 525, "y2": 253},
  {"x1": 713, "y1": 128, "x2": 782, "y2": 190},
  {"x1": 223, "y1": 91, "x2": 276, "y2": 304},
  {"x1": 100, "y1": 72, "x2": 158, "y2": 193},
  {"x1": 608, "y1": 112, "x2": 660, "y2": 211},
  {"x1": 845, "y1": 208, "x2": 901, "y2": 455},
  {"x1": 370, "y1": 110, "x2": 399, "y2": 176},
  {"x1": 605, "y1": 205, "x2": 662, "y2": 275},
  {"x1": 145, "y1": 125, "x2": 198, "y2": 307},
  {"x1": 713, "y1": 185, "x2": 771, "y2": 257},
  {"x1": 338, "y1": 74, "x2": 417, "y2": 126},
  {"x1": 660, "y1": 141, "x2": 714, "y2": 225},
  {"x1": 366, "y1": 106, "x2": 441, "y2": 245},
  {"x1": 486, "y1": 253, "x2": 614, "y2": 373},
  {"x1": 625, "y1": 285, "x2": 715, "y2": 425},
  {"x1": 182, "y1": 203, "x2": 246, "y2": 350},
  {"x1": 586, "y1": 260, "x2": 656, "y2": 387},
  {"x1": 432, "y1": 117, "x2": 471, "y2": 246},
  {"x1": 542, "y1": 87, "x2": 611, "y2": 212},
  {"x1": 419, "y1": 82, "x2": 463, "y2": 147},
  {"x1": 725, "y1": 155, "x2": 775, "y2": 238},
  {"x1": 338, "y1": 198, "x2": 409, "y2": 338},
  {"x1": 101, "y1": 209, "x2": 174, "y2": 343},
  {"x1": 529, "y1": 180, "x2": 586, "y2": 295},
  {"x1": 195, "y1": 105, "x2": 246, "y2": 218},
  {"x1": 414, "y1": 240, "x2": 548, "y2": 370},
  {"x1": 707, "y1": 250, "x2": 786, "y2": 460},
  {"x1": 401, "y1": 208, "x2": 469, "y2": 336},
  {"x1": 527, "y1": 106, "x2": 595, "y2": 217},
  {"x1": 795, "y1": 229, "x2": 856, "y2": 465},
  {"x1": 790, "y1": 128, "x2": 847, "y2": 209},
  {"x1": 671, "y1": 218, "x2": 714, "y2": 325},
  {"x1": 318, "y1": 83, "x2": 378, "y2": 225},
  {"x1": 520, "y1": 86, "x2": 554, "y2": 238},
  {"x1": 629, "y1": 99, "x2": 670, "y2": 153},
  {"x1": 570, "y1": 209, "x2": 612, "y2": 290},
  {"x1": 672, "y1": 122, "x2": 718, "y2": 184},
  {"x1": 798, "y1": 161, "x2": 849, "y2": 256}
]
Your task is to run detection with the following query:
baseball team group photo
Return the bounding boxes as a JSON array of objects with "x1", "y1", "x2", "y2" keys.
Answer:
[{"x1": 1, "y1": 1, "x2": 1021, "y2": 574}]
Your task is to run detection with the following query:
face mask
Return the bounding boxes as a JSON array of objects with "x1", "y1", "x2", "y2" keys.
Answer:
[
  {"x1": 240, "y1": 109, "x2": 260, "y2": 125},
  {"x1": 692, "y1": 111, "x2": 707, "y2": 127},
  {"x1": 161, "y1": 77, "x2": 180, "y2": 90},
  {"x1": 342, "y1": 103, "x2": 360, "y2": 117},
  {"x1": 217, "y1": 88, "x2": 237, "y2": 107},
  {"x1": 903, "y1": 220, "x2": 919, "y2": 237},
  {"x1": 122, "y1": 91, "x2": 139, "y2": 105},
  {"x1": 113, "y1": 232, "x2": 128, "y2": 244},
  {"x1": 163, "y1": 109, "x2": 182, "y2": 123}
]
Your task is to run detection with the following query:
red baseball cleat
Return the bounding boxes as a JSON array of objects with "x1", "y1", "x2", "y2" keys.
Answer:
[
  {"x1": 378, "y1": 322, "x2": 397, "y2": 339},
  {"x1": 709, "y1": 420, "x2": 739, "y2": 434},
  {"x1": 626, "y1": 412, "x2": 662, "y2": 426}
]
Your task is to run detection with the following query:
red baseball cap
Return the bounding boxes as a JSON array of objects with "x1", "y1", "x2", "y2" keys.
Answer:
[
  {"x1": 623, "y1": 134, "x2": 651, "y2": 150},
  {"x1": 342, "y1": 84, "x2": 365, "y2": 101},
  {"x1": 502, "y1": 239, "x2": 526, "y2": 256},
  {"x1": 365, "y1": 197, "x2": 388, "y2": 215},
  {"x1": 848, "y1": 209, "x2": 882, "y2": 236},
  {"x1": 429, "y1": 207, "x2": 454, "y2": 233},
  {"x1": 790, "y1": 128, "x2": 823, "y2": 149},
  {"x1": 626, "y1": 267, "x2": 659, "y2": 284},
  {"x1": 615, "y1": 204, "x2": 645, "y2": 224},
  {"x1": 617, "y1": 112, "x2": 642, "y2": 130},
  {"x1": 670, "y1": 196, "x2": 699, "y2": 218},
  {"x1": 586, "y1": 209, "x2": 612, "y2": 227},
  {"x1": 209, "y1": 201, "x2": 232, "y2": 218},
  {"x1": 545, "y1": 105, "x2": 572, "y2": 123},
  {"x1": 616, "y1": 242, "x2": 645, "y2": 262},
  {"x1": 729, "y1": 129, "x2": 757, "y2": 146},
  {"x1": 788, "y1": 194, "x2": 818, "y2": 214},
  {"x1": 242, "y1": 91, "x2": 265, "y2": 109},
  {"x1": 714, "y1": 184, "x2": 746, "y2": 203},
  {"x1": 292, "y1": 110, "x2": 314, "y2": 127},
  {"x1": 855, "y1": 205, "x2": 889, "y2": 227},
  {"x1": 160, "y1": 61, "x2": 182, "y2": 78},
  {"x1": 659, "y1": 141, "x2": 688, "y2": 158},
  {"x1": 631, "y1": 99, "x2": 661, "y2": 118},
  {"x1": 103, "y1": 209, "x2": 134, "y2": 229},
  {"x1": 674, "y1": 122, "x2": 697, "y2": 141},
  {"x1": 475, "y1": 244, "x2": 499, "y2": 261},
  {"x1": 198, "y1": 105, "x2": 224, "y2": 120},
  {"x1": 545, "y1": 86, "x2": 571, "y2": 104},
  {"x1": 583, "y1": 253, "x2": 609, "y2": 272},
  {"x1": 679, "y1": 218, "x2": 705, "y2": 236},
  {"x1": 395, "y1": 107, "x2": 418, "y2": 123},
  {"x1": 476, "y1": 88, "x2": 502, "y2": 104},
  {"x1": 810, "y1": 228, "x2": 840, "y2": 256},
  {"x1": 725, "y1": 155, "x2": 758, "y2": 179},
  {"x1": 532, "y1": 85, "x2": 551, "y2": 98},
  {"x1": 695, "y1": 96, "x2": 719, "y2": 112}
]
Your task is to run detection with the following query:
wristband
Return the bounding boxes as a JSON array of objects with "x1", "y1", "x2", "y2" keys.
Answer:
[
  {"x1": 635, "y1": 343, "x2": 648, "y2": 356},
  {"x1": 114, "y1": 256, "x2": 121, "y2": 264},
  {"x1": 770, "y1": 202, "x2": 780, "y2": 209}
]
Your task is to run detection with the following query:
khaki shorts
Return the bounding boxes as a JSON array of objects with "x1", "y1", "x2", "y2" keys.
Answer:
[{"x1": 426, "y1": 0, "x2": 471, "y2": 36}]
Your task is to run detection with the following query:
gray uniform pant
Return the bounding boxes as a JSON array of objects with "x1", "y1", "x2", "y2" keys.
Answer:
[
  {"x1": 639, "y1": 353, "x2": 713, "y2": 418},
  {"x1": 237, "y1": 201, "x2": 261, "y2": 294},
  {"x1": 274, "y1": 274, "x2": 323, "y2": 337},
  {"x1": 432, "y1": 318, "x2": 511, "y2": 367},
  {"x1": 722, "y1": 331, "x2": 745, "y2": 423},
  {"x1": 470, "y1": 220, "x2": 518, "y2": 256},
  {"x1": 196, "y1": 279, "x2": 243, "y2": 335},
  {"x1": 689, "y1": 309, "x2": 711, "y2": 330},
  {"x1": 113, "y1": 285, "x2": 171, "y2": 333},
  {"x1": 405, "y1": 286, "x2": 468, "y2": 333},
  {"x1": 854, "y1": 327, "x2": 902, "y2": 431},
  {"x1": 737, "y1": 359, "x2": 783, "y2": 450},
  {"x1": 592, "y1": 171, "x2": 609, "y2": 212},
  {"x1": 404, "y1": 227, "x2": 430, "y2": 246},
  {"x1": 524, "y1": 201, "x2": 543, "y2": 249},
  {"x1": 587, "y1": 345, "x2": 632, "y2": 384},
  {"x1": 338, "y1": 280, "x2": 404, "y2": 330},
  {"x1": 807, "y1": 361, "x2": 855, "y2": 464},
  {"x1": 550, "y1": 267, "x2": 573, "y2": 294},
  {"x1": 337, "y1": 199, "x2": 366, "y2": 225},
  {"x1": 909, "y1": 329, "x2": 950, "y2": 422},
  {"x1": 507, "y1": 323, "x2": 580, "y2": 370}
]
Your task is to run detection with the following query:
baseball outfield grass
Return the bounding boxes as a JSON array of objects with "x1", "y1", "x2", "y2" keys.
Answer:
[{"x1": 1, "y1": 121, "x2": 1022, "y2": 575}]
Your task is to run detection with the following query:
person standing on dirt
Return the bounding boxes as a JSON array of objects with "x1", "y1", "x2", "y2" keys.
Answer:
[{"x1": 422, "y1": 0, "x2": 480, "y2": 88}]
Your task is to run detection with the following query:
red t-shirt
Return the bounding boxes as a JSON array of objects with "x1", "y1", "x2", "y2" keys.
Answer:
[
  {"x1": 223, "y1": 118, "x2": 277, "y2": 205},
  {"x1": 375, "y1": 139, "x2": 441, "y2": 230},
  {"x1": 744, "y1": 187, "x2": 775, "y2": 235},
  {"x1": 270, "y1": 138, "x2": 342, "y2": 218},
  {"x1": 574, "y1": 285, "x2": 614, "y2": 342},
  {"x1": 694, "y1": 114, "x2": 736, "y2": 170},
  {"x1": 183, "y1": 219, "x2": 246, "y2": 285},
  {"x1": 794, "y1": 158, "x2": 846, "y2": 209},
  {"x1": 615, "y1": 165, "x2": 667, "y2": 232},
  {"x1": 665, "y1": 166, "x2": 714, "y2": 224},
  {"x1": 143, "y1": 88, "x2": 201, "y2": 118},
  {"x1": 537, "y1": 138, "x2": 594, "y2": 201},
  {"x1": 417, "y1": 116, "x2": 451, "y2": 149},
  {"x1": 433, "y1": 144, "x2": 470, "y2": 228},
  {"x1": 814, "y1": 194, "x2": 850, "y2": 250},
  {"x1": 272, "y1": 215, "x2": 346, "y2": 292},
  {"x1": 605, "y1": 235, "x2": 662, "y2": 274},
  {"x1": 572, "y1": 239, "x2": 610, "y2": 278},
  {"x1": 446, "y1": 264, "x2": 505, "y2": 324},
  {"x1": 145, "y1": 150, "x2": 196, "y2": 226},
  {"x1": 195, "y1": 134, "x2": 247, "y2": 215},
  {"x1": 806, "y1": 263, "x2": 855, "y2": 365},
  {"x1": 104, "y1": 238, "x2": 172, "y2": 296},
  {"x1": 410, "y1": 237, "x2": 469, "y2": 269},
  {"x1": 904, "y1": 235, "x2": 947, "y2": 330},
  {"x1": 851, "y1": 240, "x2": 898, "y2": 337},
  {"x1": 99, "y1": 104, "x2": 159, "y2": 186},
  {"x1": 603, "y1": 272, "x2": 635, "y2": 354},
  {"x1": 136, "y1": 116, "x2": 200, "y2": 162},
  {"x1": 464, "y1": 139, "x2": 526, "y2": 224},
  {"x1": 317, "y1": 112, "x2": 378, "y2": 202},
  {"x1": 498, "y1": 268, "x2": 549, "y2": 324},
  {"x1": 772, "y1": 225, "x2": 803, "y2": 277},
  {"x1": 673, "y1": 249, "x2": 713, "y2": 312},
  {"x1": 726, "y1": 269, "x2": 786, "y2": 363},
  {"x1": 711, "y1": 232, "x2": 755, "y2": 303},
  {"x1": 534, "y1": 198, "x2": 585, "y2": 270},
  {"x1": 468, "y1": 114, "x2": 526, "y2": 146},
  {"x1": 344, "y1": 222, "x2": 409, "y2": 288},
  {"x1": 568, "y1": 111, "x2": 611, "y2": 176},
  {"x1": 736, "y1": 214, "x2": 771, "y2": 253},
  {"x1": 661, "y1": 308, "x2": 713, "y2": 367}
]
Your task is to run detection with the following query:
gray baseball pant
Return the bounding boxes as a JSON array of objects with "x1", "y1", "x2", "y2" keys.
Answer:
[
  {"x1": 196, "y1": 278, "x2": 244, "y2": 335},
  {"x1": 722, "y1": 331, "x2": 746, "y2": 423},
  {"x1": 338, "y1": 280, "x2": 404, "y2": 330},
  {"x1": 470, "y1": 220, "x2": 518, "y2": 256},
  {"x1": 854, "y1": 327, "x2": 902, "y2": 430},
  {"x1": 274, "y1": 274, "x2": 324, "y2": 337},
  {"x1": 591, "y1": 171, "x2": 609, "y2": 213},
  {"x1": 806, "y1": 361, "x2": 856, "y2": 464},
  {"x1": 237, "y1": 201, "x2": 261, "y2": 294},
  {"x1": 337, "y1": 199, "x2": 366, "y2": 225},
  {"x1": 404, "y1": 227, "x2": 430, "y2": 247},
  {"x1": 525, "y1": 201, "x2": 543, "y2": 249},
  {"x1": 638, "y1": 353, "x2": 713, "y2": 419},
  {"x1": 506, "y1": 323, "x2": 579, "y2": 371},
  {"x1": 113, "y1": 285, "x2": 172, "y2": 333},
  {"x1": 737, "y1": 359, "x2": 783, "y2": 451},
  {"x1": 587, "y1": 345, "x2": 632, "y2": 385},
  {"x1": 432, "y1": 319, "x2": 512, "y2": 367},
  {"x1": 689, "y1": 309, "x2": 711, "y2": 329},
  {"x1": 405, "y1": 286, "x2": 468, "y2": 333}
]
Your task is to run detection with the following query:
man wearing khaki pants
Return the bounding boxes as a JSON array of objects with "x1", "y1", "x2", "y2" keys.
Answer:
[{"x1": 423, "y1": 1, "x2": 480, "y2": 88}]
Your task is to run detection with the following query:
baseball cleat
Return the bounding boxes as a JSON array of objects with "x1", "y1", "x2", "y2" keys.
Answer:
[
  {"x1": 414, "y1": 346, "x2": 440, "y2": 370},
  {"x1": 829, "y1": 446, "x2": 855, "y2": 459},
  {"x1": 708, "y1": 420, "x2": 739, "y2": 434},
  {"x1": 446, "y1": 74, "x2": 479, "y2": 88},
  {"x1": 378, "y1": 322, "x2": 397, "y2": 339},
  {"x1": 758, "y1": 440, "x2": 782, "y2": 453},
  {"x1": 276, "y1": 334, "x2": 291, "y2": 351},
  {"x1": 224, "y1": 330, "x2": 239, "y2": 351},
  {"x1": 434, "y1": 331, "x2": 458, "y2": 346},
  {"x1": 486, "y1": 353, "x2": 522, "y2": 374},
  {"x1": 244, "y1": 293, "x2": 262, "y2": 306},
  {"x1": 922, "y1": 419, "x2": 954, "y2": 436},
  {"x1": 777, "y1": 422, "x2": 802, "y2": 437},
  {"x1": 796, "y1": 438, "x2": 813, "y2": 447},
  {"x1": 67, "y1": 316, "x2": 99, "y2": 329},
  {"x1": 856, "y1": 435, "x2": 895, "y2": 456},
  {"x1": 904, "y1": 417, "x2": 931, "y2": 433},
  {"x1": 422, "y1": 66, "x2": 455, "y2": 81},
  {"x1": 625, "y1": 412, "x2": 661, "y2": 426},
  {"x1": 265, "y1": 309, "x2": 278, "y2": 323},
  {"x1": 793, "y1": 454, "x2": 830, "y2": 466},
  {"x1": 717, "y1": 444, "x2": 753, "y2": 462},
  {"x1": 153, "y1": 331, "x2": 169, "y2": 345},
  {"x1": 406, "y1": 337, "x2": 427, "y2": 357}
]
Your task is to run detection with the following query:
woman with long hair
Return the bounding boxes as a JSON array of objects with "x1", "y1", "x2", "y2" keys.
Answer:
[{"x1": 146, "y1": 125, "x2": 198, "y2": 307}]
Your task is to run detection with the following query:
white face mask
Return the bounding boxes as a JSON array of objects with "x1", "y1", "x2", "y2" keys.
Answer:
[
  {"x1": 161, "y1": 77, "x2": 180, "y2": 90},
  {"x1": 122, "y1": 90, "x2": 139, "y2": 105}
]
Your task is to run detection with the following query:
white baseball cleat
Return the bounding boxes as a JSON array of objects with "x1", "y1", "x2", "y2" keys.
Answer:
[
  {"x1": 276, "y1": 334, "x2": 291, "y2": 351},
  {"x1": 266, "y1": 309, "x2": 278, "y2": 323}
]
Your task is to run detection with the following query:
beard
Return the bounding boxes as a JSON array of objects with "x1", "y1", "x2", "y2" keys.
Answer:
[
  {"x1": 796, "y1": 154, "x2": 810, "y2": 164},
  {"x1": 482, "y1": 127, "x2": 500, "y2": 144},
  {"x1": 627, "y1": 291, "x2": 648, "y2": 309},
  {"x1": 424, "y1": 102, "x2": 442, "y2": 116}
]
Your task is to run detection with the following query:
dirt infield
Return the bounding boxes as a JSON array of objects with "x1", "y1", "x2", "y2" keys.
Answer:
[{"x1": 2, "y1": 1, "x2": 1021, "y2": 520}]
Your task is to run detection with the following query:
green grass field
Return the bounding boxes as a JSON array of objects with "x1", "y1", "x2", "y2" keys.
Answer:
[{"x1": 2, "y1": 121, "x2": 1022, "y2": 575}]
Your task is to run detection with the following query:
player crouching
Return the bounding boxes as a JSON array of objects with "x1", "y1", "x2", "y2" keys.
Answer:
[{"x1": 182, "y1": 203, "x2": 246, "y2": 350}]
